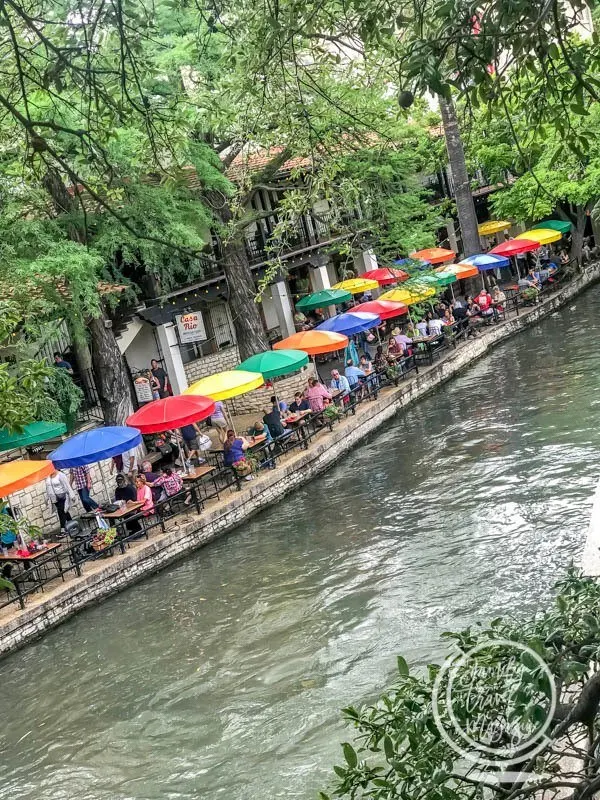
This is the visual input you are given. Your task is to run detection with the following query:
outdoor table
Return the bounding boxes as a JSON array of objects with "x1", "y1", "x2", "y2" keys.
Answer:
[
  {"x1": 102, "y1": 501, "x2": 144, "y2": 520},
  {"x1": 181, "y1": 465, "x2": 215, "y2": 482},
  {"x1": 284, "y1": 411, "x2": 312, "y2": 444},
  {"x1": 0, "y1": 542, "x2": 63, "y2": 588},
  {"x1": 411, "y1": 335, "x2": 443, "y2": 366}
]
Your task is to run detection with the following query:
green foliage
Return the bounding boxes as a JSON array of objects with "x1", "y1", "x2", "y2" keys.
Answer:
[{"x1": 324, "y1": 570, "x2": 600, "y2": 800}]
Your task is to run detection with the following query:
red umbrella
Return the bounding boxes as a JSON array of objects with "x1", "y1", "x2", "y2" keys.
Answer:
[
  {"x1": 490, "y1": 239, "x2": 539, "y2": 257},
  {"x1": 353, "y1": 299, "x2": 409, "y2": 320},
  {"x1": 361, "y1": 267, "x2": 409, "y2": 285},
  {"x1": 126, "y1": 395, "x2": 216, "y2": 434}
]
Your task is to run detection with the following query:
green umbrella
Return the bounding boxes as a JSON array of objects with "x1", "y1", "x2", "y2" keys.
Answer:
[
  {"x1": 535, "y1": 219, "x2": 572, "y2": 234},
  {"x1": 419, "y1": 273, "x2": 457, "y2": 288},
  {"x1": 236, "y1": 349, "x2": 309, "y2": 380},
  {"x1": 0, "y1": 420, "x2": 67, "y2": 452},
  {"x1": 296, "y1": 288, "x2": 352, "y2": 312}
]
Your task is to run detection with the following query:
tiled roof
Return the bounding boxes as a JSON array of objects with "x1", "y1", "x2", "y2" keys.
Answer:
[{"x1": 226, "y1": 147, "x2": 313, "y2": 181}]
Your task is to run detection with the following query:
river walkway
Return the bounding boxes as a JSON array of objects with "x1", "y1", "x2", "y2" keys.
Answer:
[{"x1": 1, "y1": 263, "x2": 600, "y2": 657}]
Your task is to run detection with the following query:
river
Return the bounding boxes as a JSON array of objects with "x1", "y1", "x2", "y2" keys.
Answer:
[{"x1": 2, "y1": 289, "x2": 600, "y2": 800}]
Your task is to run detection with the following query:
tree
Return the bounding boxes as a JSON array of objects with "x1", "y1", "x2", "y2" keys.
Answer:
[
  {"x1": 468, "y1": 99, "x2": 600, "y2": 262},
  {"x1": 321, "y1": 570, "x2": 600, "y2": 800}
]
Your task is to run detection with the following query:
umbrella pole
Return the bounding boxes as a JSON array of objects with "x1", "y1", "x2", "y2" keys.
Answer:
[
  {"x1": 481, "y1": 271, "x2": 486, "y2": 291},
  {"x1": 99, "y1": 461, "x2": 112, "y2": 506},
  {"x1": 514, "y1": 256, "x2": 521, "y2": 280},
  {"x1": 450, "y1": 284, "x2": 456, "y2": 301}
]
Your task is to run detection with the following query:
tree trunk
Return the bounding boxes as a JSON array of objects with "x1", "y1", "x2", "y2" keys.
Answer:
[
  {"x1": 220, "y1": 238, "x2": 269, "y2": 359},
  {"x1": 439, "y1": 95, "x2": 481, "y2": 257},
  {"x1": 89, "y1": 313, "x2": 134, "y2": 425},
  {"x1": 214, "y1": 198, "x2": 269, "y2": 360}
]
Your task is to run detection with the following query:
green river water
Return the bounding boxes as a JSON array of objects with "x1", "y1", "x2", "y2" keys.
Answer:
[{"x1": 2, "y1": 289, "x2": 600, "y2": 799}]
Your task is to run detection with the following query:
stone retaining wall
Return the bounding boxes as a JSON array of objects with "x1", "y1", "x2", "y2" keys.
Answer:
[
  {"x1": 2, "y1": 264, "x2": 599, "y2": 657},
  {"x1": 184, "y1": 345, "x2": 316, "y2": 414}
]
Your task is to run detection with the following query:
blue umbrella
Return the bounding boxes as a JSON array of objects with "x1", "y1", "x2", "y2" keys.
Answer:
[
  {"x1": 316, "y1": 311, "x2": 380, "y2": 336},
  {"x1": 460, "y1": 253, "x2": 510, "y2": 271},
  {"x1": 49, "y1": 426, "x2": 142, "y2": 468}
]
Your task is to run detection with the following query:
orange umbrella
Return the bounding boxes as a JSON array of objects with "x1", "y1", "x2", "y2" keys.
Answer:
[
  {"x1": 274, "y1": 330, "x2": 348, "y2": 355},
  {"x1": 435, "y1": 263, "x2": 479, "y2": 280},
  {"x1": 411, "y1": 247, "x2": 455, "y2": 264},
  {"x1": 0, "y1": 460, "x2": 54, "y2": 497}
]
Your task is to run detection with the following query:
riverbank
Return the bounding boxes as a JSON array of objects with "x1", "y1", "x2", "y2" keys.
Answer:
[{"x1": 2, "y1": 264, "x2": 600, "y2": 657}]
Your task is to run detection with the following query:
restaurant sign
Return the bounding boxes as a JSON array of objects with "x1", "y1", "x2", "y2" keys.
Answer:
[{"x1": 176, "y1": 312, "x2": 207, "y2": 343}]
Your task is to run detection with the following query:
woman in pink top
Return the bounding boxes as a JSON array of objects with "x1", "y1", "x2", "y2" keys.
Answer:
[
  {"x1": 135, "y1": 475, "x2": 155, "y2": 516},
  {"x1": 306, "y1": 378, "x2": 332, "y2": 412}
]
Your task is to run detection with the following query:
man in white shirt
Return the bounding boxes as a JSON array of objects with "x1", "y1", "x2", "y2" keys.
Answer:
[{"x1": 428, "y1": 317, "x2": 444, "y2": 336}]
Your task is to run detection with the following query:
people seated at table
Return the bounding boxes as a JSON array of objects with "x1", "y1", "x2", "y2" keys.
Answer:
[
  {"x1": 289, "y1": 391, "x2": 310, "y2": 413},
  {"x1": 270, "y1": 395, "x2": 290, "y2": 418},
  {"x1": 387, "y1": 336, "x2": 402, "y2": 359},
  {"x1": 115, "y1": 473, "x2": 142, "y2": 534},
  {"x1": 442, "y1": 307, "x2": 455, "y2": 327},
  {"x1": 151, "y1": 467, "x2": 185, "y2": 501},
  {"x1": 140, "y1": 460, "x2": 162, "y2": 502},
  {"x1": 427, "y1": 315, "x2": 444, "y2": 336},
  {"x1": 476, "y1": 288, "x2": 494, "y2": 319},
  {"x1": 115, "y1": 473, "x2": 136, "y2": 503},
  {"x1": 306, "y1": 377, "x2": 332, "y2": 412},
  {"x1": 250, "y1": 420, "x2": 272, "y2": 443},
  {"x1": 373, "y1": 345, "x2": 387, "y2": 371},
  {"x1": 135, "y1": 475, "x2": 155, "y2": 516},
  {"x1": 345, "y1": 359, "x2": 366, "y2": 390},
  {"x1": 223, "y1": 430, "x2": 253, "y2": 480},
  {"x1": 492, "y1": 285, "x2": 506, "y2": 311},
  {"x1": 263, "y1": 404, "x2": 288, "y2": 438},
  {"x1": 359, "y1": 354, "x2": 373, "y2": 375},
  {"x1": 330, "y1": 369, "x2": 350, "y2": 397},
  {"x1": 392, "y1": 326, "x2": 412, "y2": 351},
  {"x1": 416, "y1": 318, "x2": 428, "y2": 337},
  {"x1": 524, "y1": 268, "x2": 541, "y2": 289}
]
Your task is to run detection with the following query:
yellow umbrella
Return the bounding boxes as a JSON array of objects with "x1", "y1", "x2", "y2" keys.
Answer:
[
  {"x1": 332, "y1": 278, "x2": 380, "y2": 295},
  {"x1": 478, "y1": 220, "x2": 511, "y2": 236},
  {"x1": 516, "y1": 228, "x2": 562, "y2": 245},
  {"x1": 380, "y1": 287, "x2": 434, "y2": 305},
  {"x1": 183, "y1": 370, "x2": 264, "y2": 402}
]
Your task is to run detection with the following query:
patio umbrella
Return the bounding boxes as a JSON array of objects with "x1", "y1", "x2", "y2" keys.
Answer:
[
  {"x1": 361, "y1": 267, "x2": 409, "y2": 285},
  {"x1": 316, "y1": 311, "x2": 380, "y2": 336},
  {"x1": 419, "y1": 273, "x2": 457, "y2": 288},
  {"x1": 410, "y1": 247, "x2": 455, "y2": 264},
  {"x1": 459, "y1": 253, "x2": 511, "y2": 288},
  {"x1": 516, "y1": 229, "x2": 562, "y2": 245},
  {"x1": 0, "y1": 460, "x2": 54, "y2": 497},
  {"x1": 490, "y1": 238, "x2": 539, "y2": 279},
  {"x1": 332, "y1": 278, "x2": 380, "y2": 295},
  {"x1": 490, "y1": 239, "x2": 540, "y2": 257},
  {"x1": 184, "y1": 370, "x2": 264, "y2": 402},
  {"x1": 126, "y1": 395, "x2": 215, "y2": 435},
  {"x1": 535, "y1": 219, "x2": 572, "y2": 234},
  {"x1": 379, "y1": 287, "x2": 429, "y2": 306},
  {"x1": 49, "y1": 426, "x2": 142, "y2": 469},
  {"x1": 296, "y1": 288, "x2": 351, "y2": 312},
  {"x1": 478, "y1": 220, "x2": 511, "y2": 236},
  {"x1": 434, "y1": 263, "x2": 479, "y2": 280},
  {"x1": 236, "y1": 349, "x2": 309, "y2": 380},
  {"x1": 352, "y1": 299, "x2": 409, "y2": 320},
  {"x1": 0, "y1": 421, "x2": 67, "y2": 452},
  {"x1": 274, "y1": 330, "x2": 348, "y2": 355}
]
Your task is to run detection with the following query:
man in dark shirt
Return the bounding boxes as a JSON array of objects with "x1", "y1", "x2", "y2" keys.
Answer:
[
  {"x1": 151, "y1": 359, "x2": 169, "y2": 398},
  {"x1": 262, "y1": 407, "x2": 287, "y2": 439},
  {"x1": 54, "y1": 352, "x2": 73, "y2": 375},
  {"x1": 289, "y1": 392, "x2": 310, "y2": 413}
]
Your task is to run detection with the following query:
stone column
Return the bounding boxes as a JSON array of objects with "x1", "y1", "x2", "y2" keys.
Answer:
[
  {"x1": 156, "y1": 322, "x2": 189, "y2": 394},
  {"x1": 310, "y1": 256, "x2": 336, "y2": 317},
  {"x1": 270, "y1": 280, "x2": 296, "y2": 338},
  {"x1": 353, "y1": 249, "x2": 378, "y2": 276}
]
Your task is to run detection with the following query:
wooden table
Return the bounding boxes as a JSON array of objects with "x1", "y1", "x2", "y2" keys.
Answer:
[
  {"x1": 0, "y1": 542, "x2": 62, "y2": 562},
  {"x1": 0, "y1": 542, "x2": 63, "y2": 588},
  {"x1": 181, "y1": 465, "x2": 215, "y2": 482},
  {"x1": 102, "y1": 501, "x2": 144, "y2": 520}
]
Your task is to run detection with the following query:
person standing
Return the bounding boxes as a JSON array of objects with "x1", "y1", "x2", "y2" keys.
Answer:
[
  {"x1": 209, "y1": 400, "x2": 228, "y2": 444},
  {"x1": 150, "y1": 358, "x2": 169, "y2": 398},
  {"x1": 53, "y1": 352, "x2": 73, "y2": 375},
  {"x1": 45, "y1": 469, "x2": 76, "y2": 531},
  {"x1": 70, "y1": 464, "x2": 99, "y2": 512}
]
